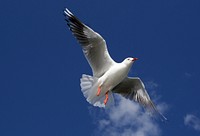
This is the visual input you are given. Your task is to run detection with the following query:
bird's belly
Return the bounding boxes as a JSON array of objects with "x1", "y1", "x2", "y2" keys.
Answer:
[{"x1": 99, "y1": 66, "x2": 128, "y2": 92}]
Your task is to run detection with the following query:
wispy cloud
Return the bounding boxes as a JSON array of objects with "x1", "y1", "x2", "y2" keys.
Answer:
[
  {"x1": 184, "y1": 114, "x2": 200, "y2": 131},
  {"x1": 92, "y1": 95, "x2": 166, "y2": 136},
  {"x1": 184, "y1": 72, "x2": 192, "y2": 78},
  {"x1": 145, "y1": 80, "x2": 169, "y2": 114},
  {"x1": 145, "y1": 81, "x2": 158, "y2": 90}
]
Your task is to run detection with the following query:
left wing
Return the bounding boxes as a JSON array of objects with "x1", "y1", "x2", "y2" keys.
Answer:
[
  {"x1": 64, "y1": 8, "x2": 116, "y2": 77},
  {"x1": 112, "y1": 77, "x2": 167, "y2": 121}
]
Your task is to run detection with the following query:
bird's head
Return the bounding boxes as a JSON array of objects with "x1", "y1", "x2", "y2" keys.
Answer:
[{"x1": 122, "y1": 57, "x2": 138, "y2": 66}]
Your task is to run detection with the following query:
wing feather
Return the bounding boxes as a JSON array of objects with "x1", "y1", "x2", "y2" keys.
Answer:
[
  {"x1": 64, "y1": 8, "x2": 115, "y2": 77},
  {"x1": 112, "y1": 77, "x2": 167, "y2": 121}
]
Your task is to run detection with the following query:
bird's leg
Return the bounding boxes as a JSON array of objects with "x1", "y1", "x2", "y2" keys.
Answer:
[
  {"x1": 104, "y1": 91, "x2": 109, "y2": 105},
  {"x1": 96, "y1": 86, "x2": 101, "y2": 96}
]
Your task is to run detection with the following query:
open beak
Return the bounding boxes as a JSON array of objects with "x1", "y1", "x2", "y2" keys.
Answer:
[{"x1": 132, "y1": 58, "x2": 138, "y2": 61}]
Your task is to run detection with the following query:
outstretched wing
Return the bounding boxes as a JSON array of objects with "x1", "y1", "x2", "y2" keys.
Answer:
[
  {"x1": 64, "y1": 8, "x2": 115, "y2": 77},
  {"x1": 112, "y1": 77, "x2": 167, "y2": 121}
]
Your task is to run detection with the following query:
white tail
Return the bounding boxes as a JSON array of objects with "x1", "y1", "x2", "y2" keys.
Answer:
[{"x1": 80, "y1": 74, "x2": 114, "y2": 108}]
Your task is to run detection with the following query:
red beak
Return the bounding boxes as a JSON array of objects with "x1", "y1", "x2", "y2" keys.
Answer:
[{"x1": 132, "y1": 58, "x2": 138, "y2": 61}]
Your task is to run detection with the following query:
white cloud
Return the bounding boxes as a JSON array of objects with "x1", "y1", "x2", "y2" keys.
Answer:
[
  {"x1": 92, "y1": 95, "x2": 165, "y2": 136},
  {"x1": 145, "y1": 81, "x2": 158, "y2": 90},
  {"x1": 184, "y1": 114, "x2": 200, "y2": 131},
  {"x1": 156, "y1": 102, "x2": 168, "y2": 115}
]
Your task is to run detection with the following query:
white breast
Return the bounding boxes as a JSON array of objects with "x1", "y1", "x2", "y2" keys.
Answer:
[{"x1": 98, "y1": 63, "x2": 130, "y2": 93}]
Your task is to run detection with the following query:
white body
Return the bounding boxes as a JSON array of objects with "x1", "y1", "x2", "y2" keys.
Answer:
[
  {"x1": 80, "y1": 59, "x2": 134, "y2": 108},
  {"x1": 98, "y1": 63, "x2": 130, "y2": 95}
]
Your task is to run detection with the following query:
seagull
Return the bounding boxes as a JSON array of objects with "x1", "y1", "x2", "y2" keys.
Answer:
[{"x1": 64, "y1": 8, "x2": 166, "y2": 120}]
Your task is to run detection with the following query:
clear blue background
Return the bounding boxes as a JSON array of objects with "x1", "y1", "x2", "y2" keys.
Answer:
[{"x1": 1, "y1": 0, "x2": 200, "y2": 136}]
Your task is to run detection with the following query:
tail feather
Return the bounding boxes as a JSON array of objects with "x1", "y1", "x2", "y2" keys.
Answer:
[
  {"x1": 80, "y1": 74, "x2": 114, "y2": 108},
  {"x1": 80, "y1": 74, "x2": 97, "y2": 98}
]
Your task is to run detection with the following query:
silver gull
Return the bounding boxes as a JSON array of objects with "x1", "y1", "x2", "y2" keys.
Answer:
[{"x1": 64, "y1": 8, "x2": 166, "y2": 120}]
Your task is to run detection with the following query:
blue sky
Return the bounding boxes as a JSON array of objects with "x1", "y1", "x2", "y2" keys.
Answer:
[{"x1": 1, "y1": 0, "x2": 200, "y2": 136}]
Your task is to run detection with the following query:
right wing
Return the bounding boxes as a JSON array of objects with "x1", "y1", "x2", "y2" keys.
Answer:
[
  {"x1": 112, "y1": 77, "x2": 167, "y2": 121},
  {"x1": 64, "y1": 8, "x2": 116, "y2": 77}
]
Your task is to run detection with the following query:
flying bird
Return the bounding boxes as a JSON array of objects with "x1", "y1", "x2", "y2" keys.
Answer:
[{"x1": 64, "y1": 8, "x2": 166, "y2": 120}]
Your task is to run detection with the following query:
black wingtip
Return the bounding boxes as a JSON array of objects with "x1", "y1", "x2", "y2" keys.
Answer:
[
  {"x1": 64, "y1": 18, "x2": 69, "y2": 22},
  {"x1": 154, "y1": 110, "x2": 168, "y2": 122},
  {"x1": 63, "y1": 8, "x2": 74, "y2": 17}
]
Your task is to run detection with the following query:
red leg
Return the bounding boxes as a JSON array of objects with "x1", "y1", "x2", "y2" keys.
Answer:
[
  {"x1": 104, "y1": 91, "x2": 109, "y2": 105},
  {"x1": 96, "y1": 86, "x2": 101, "y2": 96}
]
